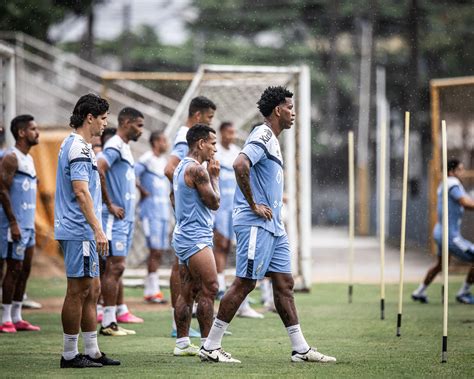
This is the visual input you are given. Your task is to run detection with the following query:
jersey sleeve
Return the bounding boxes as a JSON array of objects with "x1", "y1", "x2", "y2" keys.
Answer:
[
  {"x1": 100, "y1": 147, "x2": 121, "y2": 168},
  {"x1": 171, "y1": 143, "x2": 189, "y2": 160},
  {"x1": 449, "y1": 185, "x2": 465, "y2": 201},
  {"x1": 241, "y1": 143, "x2": 266, "y2": 166},
  {"x1": 68, "y1": 142, "x2": 92, "y2": 182},
  {"x1": 135, "y1": 162, "x2": 146, "y2": 180}
]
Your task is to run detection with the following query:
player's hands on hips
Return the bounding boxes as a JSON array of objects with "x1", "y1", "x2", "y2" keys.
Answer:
[
  {"x1": 108, "y1": 203, "x2": 125, "y2": 219},
  {"x1": 207, "y1": 159, "x2": 220, "y2": 178},
  {"x1": 94, "y1": 228, "x2": 109, "y2": 257},
  {"x1": 251, "y1": 203, "x2": 273, "y2": 220},
  {"x1": 9, "y1": 220, "x2": 21, "y2": 241}
]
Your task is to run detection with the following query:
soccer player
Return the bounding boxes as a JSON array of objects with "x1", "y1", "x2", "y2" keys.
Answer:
[
  {"x1": 214, "y1": 121, "x2": 263, "y2": 318},
  {"x1": 55, "y1": 94, "x2": 119, "y2": 368},
  {"x1": 135, "y1": 131, "x2": 170, "y2": 303},
  {"x1": 412, "y1": 159, "x2": 474, "y2": 304},
  {"x1": 0, "y1": 115, "x2": 40, "y2": 333},
  {"x1": 171, "y1": 124, "x2": 220, "y2": 356},
  {"x1": 201, "y1": 86, "x2": 336, "y2": 363},
  {"x1": 98, "y1": 107, "x2": 143, "y2": 336},
  {"x1": 164, "y1": 96, "x2": 216, "y2": 338}
]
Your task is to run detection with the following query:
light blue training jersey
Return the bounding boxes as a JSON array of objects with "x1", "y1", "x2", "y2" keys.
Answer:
[
  {"x1": 54, "y1": 133, "x2": 102, "y2": 240},
  {"x1": 135, "y1": 151, "x2": 170, "y2": 221},
  {"x1": 433, "y1": 176, "x2": 466, "y2": 242},
  {"x1": 215, "y1": 142, "x2": 239, "y2": 210},
  {"x1": 170, "y1": 126, "x2": 189, "y2": 160},
  {"x1": 0, "y1": 147, "x2": 37, "y2": 229},
  {"x1": 99, "y1": 134, "x2": 136, "y2": 223},
  {"x1": 172, "y1": 157, "x2": 213, "y2": 243},
  {"x1": 233, "y1": 124, "x2": 285, "y2": 236}
]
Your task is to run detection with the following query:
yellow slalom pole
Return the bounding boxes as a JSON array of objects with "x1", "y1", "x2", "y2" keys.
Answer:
[
  {"x1": 441, "y1": 120, "x2": 449, "y2": 363},
  {"x1": 380, "y1": 121, "x2": 387, "y2": 320},
  {"x1": 396, "y1": 112, "x2": 410, "y2": 336},
  {"x1": 348, "y1": 131, "x2": 355, "y2": 303}
]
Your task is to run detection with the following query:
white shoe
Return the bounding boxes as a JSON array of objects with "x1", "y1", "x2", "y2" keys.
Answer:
[
  {"x1": 291, "y1": 347, "x2": 336, "y2": 363},
  {"x1": 173, "y1": 343, "x2": 199, "y2": 356},
  {"x1": 199, "y1": 347, "x2": 241, "y2": 363},
  {"x1": 236, "y1": 305, "x2": 264, "y2": 319}
]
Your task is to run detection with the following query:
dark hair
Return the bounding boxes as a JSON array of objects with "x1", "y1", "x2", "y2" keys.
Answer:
[
  {"x1": 11, "y1": 114, "x2": 34, "y2": 140},
  {"x1": 149, "y1": 130, "x2": 164, "y2": 145},
  {"x1": 188, "y1": 96, "x2": 216, "y2": 118},
  {"x1": 70, "y1": 94, "x2": 109, "y2": 129},
  {"x1": 101, "y1": 127, "x2": 117, "y2": 146},
  {"x1": 448, "y1": 159, "x2": 461, "y2": 172},
  {"x1": 118, "y1": 107, "x2": 144, "y2": 126},
  {"x1": 219, "y1": 121, "x2": 233, "y2": 132},
  {"x1": 186, "y1": 124, "x2": 216, "y2": 148},
  {"x1": 257, "y1": 86, "x2": 293, "y2": 117}
]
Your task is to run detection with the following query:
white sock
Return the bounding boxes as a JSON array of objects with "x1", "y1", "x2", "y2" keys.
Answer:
[
  {"x1": 176, "y1": 336, "x2": 190, "y2": 349},
  {"x1": 102, "y1": 306, "x2": 117, "y2": 327},
  {"x1": 116, "y1": 304, "x2": 129, "y2": 316},
  {"x1": 217, "y1": 273, "x2": 226, "y2": 292},
  {"x1": 82, "y1": 331, "x2": 101, "y2": 358},
  {"x1": 238, "y1": 296, "x2": 250, "y2": 312},
  {"x1": 171, "y1": 308, "x2": 177, "y2": 330},
  {"x1": 414, "y1": 284, "x2": 427, "y2": 296},
  {"x1": 458, "y1": 281, "x2": 471, "y2": 296},
  {"x1": 155, "y1": 272, "x2": 161, "y2": 293},
  {"x1": 2, "y1": 304, "x2": 12, "y2": 324},
  {"x1": 203, "y1": 318, "x2": 229, "y2": 351},
  {"x1": 11, "y1": 301, "x2": 22, "y2": 323},
  {"x1": 144, "y1": 272, "x2": 159, "y2": 297},
  {"x1": 200, "y1": 337, "x2": 207, "y2": 347},
  {"x1": 62, "y1": 333, "x2": 79, "y2": 360},
  {"x1": 287, "y1": 324, "x2": 310, "y2": 354}
]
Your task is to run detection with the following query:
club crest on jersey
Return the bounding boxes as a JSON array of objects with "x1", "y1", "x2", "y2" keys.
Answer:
[{"x1": 22, "y1": 178, "x2": 30, "y2": 191}]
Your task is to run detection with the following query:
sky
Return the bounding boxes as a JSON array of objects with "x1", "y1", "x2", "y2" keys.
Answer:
[{"x1": 49, "y1": 0, "x2": 192, "y2": 45}]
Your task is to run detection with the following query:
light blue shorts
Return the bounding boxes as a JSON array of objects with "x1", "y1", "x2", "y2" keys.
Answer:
[
  {"x1": 214, "y1": 208, "x2": 235, "y2": 242},
  {"x1": 0, "y1": 227, "x2": 35, "y2": 261},
  {"x1": 436, "y1": 236, "x2": 474, "y2": 263},
  {"x1": 142, "y1": 217, "x2": 170, "y2": 250},
  {"x1": 172, "y1": 233, "x2": 213, "y2": 266},
  {"x1": 103, "y1": 215, "x2": 134, "y2": 257},
  {"x1": 59, "y1": 240, "x2": 99, "y2": 278},
  {"x1": 235, "y1": 225, "x2": 291, "y2": 280}
]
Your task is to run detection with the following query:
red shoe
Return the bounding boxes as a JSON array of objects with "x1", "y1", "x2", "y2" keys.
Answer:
[
  {"x1": 144, "y1": 292, "x2": 168, "y2": 304},
  {"x1": 0, "y1": 321, "x2": 17, "y2": 333},
  {"x1": 14, "y1": 320, "x2": 41, "y2": 331},
  {"x1": 97, "y1": 313, "x2": 103, "y2": 324},
  {"x1": 116, "y1": 312, "x2": 143, "y2": 324}
]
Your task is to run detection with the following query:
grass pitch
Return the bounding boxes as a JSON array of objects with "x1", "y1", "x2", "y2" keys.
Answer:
[{"x1": 0, "y1": 278, "x2": 472, "y2": 378}]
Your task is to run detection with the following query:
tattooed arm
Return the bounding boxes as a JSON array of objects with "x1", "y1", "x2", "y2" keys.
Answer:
[
  {"x1": 186, "y1": 160, "x2": 220, "y2": 211},
  {"x1": 233, "y1": 153, "x2": 272, "y2": 220}
]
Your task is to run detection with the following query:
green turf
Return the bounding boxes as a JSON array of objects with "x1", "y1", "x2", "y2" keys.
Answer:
[{"x1": 1, "y1": 278, "x2": 473, "y2": 378}]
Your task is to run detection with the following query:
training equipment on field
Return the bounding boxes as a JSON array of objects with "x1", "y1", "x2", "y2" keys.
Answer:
[
  {"x1": 440, "y1": 120, "x2": 449, "y2": 363},
  {"x1": 396, "y1": 112, "x2": 410, "y2": 337},
  {"x1": 348, "y1": 131, "x2": 355, "y2": 303},
  {"x1": 379, "y1": 121, "x2": 387, "y2": 320}
]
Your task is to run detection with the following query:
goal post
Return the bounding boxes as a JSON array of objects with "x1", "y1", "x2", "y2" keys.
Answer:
[
  {"x1": 0, "y1": 42, "x2": 16, "y2": 147},
  {"x1": 165, "y1": 64, "x2": 312, "y2": 290}
]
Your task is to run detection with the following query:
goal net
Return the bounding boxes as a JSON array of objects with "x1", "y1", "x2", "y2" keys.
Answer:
[{"x1": 129, "y1": 64, "x2": 313, "y2": 290}]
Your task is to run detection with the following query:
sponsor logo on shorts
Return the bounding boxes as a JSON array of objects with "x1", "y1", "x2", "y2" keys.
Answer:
[{"x1": 115, "y1": 241, "x2": 125, "y2": 251}]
